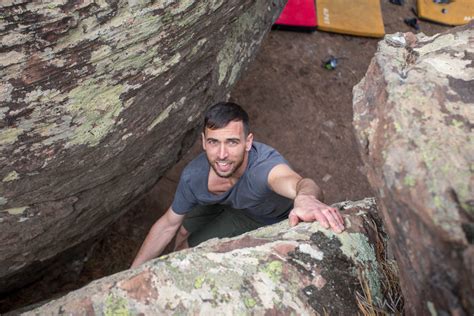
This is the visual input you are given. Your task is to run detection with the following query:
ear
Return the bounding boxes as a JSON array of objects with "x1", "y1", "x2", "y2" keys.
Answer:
[
  {"x1": 245, "y1": 133, "x2": 254, "y2": 151},
  {"x1": 201, "y1": 132, "x2": 206, "y2": 151}
]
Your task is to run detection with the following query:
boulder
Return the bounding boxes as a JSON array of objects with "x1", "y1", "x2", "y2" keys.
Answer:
[
  {"x1": 0, "y1": 0, "x2": 286, "y2": 292},
  {"x1": 353, "y1": 23, "x2": 473, "y2": 315},
  {"x1": 20, "y1": 199, "x2": 385, "y2": 315}
]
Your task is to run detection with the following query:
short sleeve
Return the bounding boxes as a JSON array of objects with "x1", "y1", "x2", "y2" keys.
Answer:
[
  {"x1": 171, "y1": 173, "x2": 197, "y2": 215},
  {"x1": 249, "y1": 150, "x2": 289, "y2": 196}
]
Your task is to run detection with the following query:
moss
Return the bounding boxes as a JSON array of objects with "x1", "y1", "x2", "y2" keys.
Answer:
[{"x1": 104, "y1": 294, "x2": 129, "y2": 316}]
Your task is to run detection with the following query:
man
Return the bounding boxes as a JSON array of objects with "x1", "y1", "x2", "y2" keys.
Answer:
[{"x1": 131, "y1": 102, "x2": 344, "y2": 268}]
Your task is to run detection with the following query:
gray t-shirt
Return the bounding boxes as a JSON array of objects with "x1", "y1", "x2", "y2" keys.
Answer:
[{"x1": 171, "y1": 142, "x2": 293, "y2": 224}]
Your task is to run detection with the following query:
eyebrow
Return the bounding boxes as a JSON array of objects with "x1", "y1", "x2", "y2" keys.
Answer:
[
  {"x1": 226, "y1": 138, "x2": 240, "y2": 142},
  {"x1": 206, "y1": 137, "x2": 241, "y2": 142}
]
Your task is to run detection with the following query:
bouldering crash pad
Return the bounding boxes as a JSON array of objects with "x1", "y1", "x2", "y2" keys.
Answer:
[
  {"x1": 274, "y1": 0, "x2": 317, "y2": 31},
  {"x1": 315, "y1": 0, "x2": 385, "y2": 38},
  {"x1": 417, "y1": 0, "x2": 474, "y2": 26}
]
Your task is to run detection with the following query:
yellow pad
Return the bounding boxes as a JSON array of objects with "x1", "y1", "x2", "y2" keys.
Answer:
[
  {"x1": 316, "y1": 0, "x2": 385, "y2": 38},
  {"x1": 417, "y1": 0, "x2": 474, "y2": 26}
]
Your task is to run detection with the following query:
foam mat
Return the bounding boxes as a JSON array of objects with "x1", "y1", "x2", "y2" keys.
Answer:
[
  {"x1": 417, "y1": 0, "x2": 474, "y2": 26},
  {"x1": 315, "y1": 0, "x2": 385, "y2": 38},
  {"x1": 274, "y1": 0, "x2": 317, "y2": 30}
]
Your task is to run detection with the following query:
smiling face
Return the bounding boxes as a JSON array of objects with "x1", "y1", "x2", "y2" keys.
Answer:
[{"x1": 202, "y1": 120, "x2": 253, "y2": 179}]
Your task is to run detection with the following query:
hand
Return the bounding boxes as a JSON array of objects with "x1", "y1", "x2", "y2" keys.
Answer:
[{"x1": 289, "y1": 194, "x2": 345, "y2": 233}]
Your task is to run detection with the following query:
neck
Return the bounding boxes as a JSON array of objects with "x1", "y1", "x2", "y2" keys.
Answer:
[{"x1": 228, "y1": 151, "x2": 249, "y2": 184}]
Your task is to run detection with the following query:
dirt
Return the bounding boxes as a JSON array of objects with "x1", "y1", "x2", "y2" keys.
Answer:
[{"x1": 0, "y1": 1, "x2": 451, "y2": 313}]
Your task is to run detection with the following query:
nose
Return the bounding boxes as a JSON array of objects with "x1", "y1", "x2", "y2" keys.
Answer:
[{"x1": 218, "y1": 143, "x2": 228, "y2": 160}]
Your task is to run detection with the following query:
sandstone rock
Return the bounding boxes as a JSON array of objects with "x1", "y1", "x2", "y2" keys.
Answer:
[
  {"x1": 353, "y1": 23, "x2": 474, "y2": 315},
  {"x1": 0, "y1": 0, "x2": 286, "y2": 292},
  {"x1": 20, "y1": 199, "x2": 385, "y2": 315}
]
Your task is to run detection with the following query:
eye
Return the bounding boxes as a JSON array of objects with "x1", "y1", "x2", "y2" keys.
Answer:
[
  {"x1": 207, "y1": 139, "x2": 217, "y2": 145},
  {"x1": 228, "y1": 140, "x2": 239, "y2": 146}
]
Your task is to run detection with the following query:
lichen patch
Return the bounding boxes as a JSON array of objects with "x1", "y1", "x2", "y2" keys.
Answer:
[{"x1": 2, "y1": 170, "x2": 19, "y2": 182}]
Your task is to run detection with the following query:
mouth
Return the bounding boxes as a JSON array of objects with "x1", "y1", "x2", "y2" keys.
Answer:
[{"x1": 216, "y1": 161, "x2": 232, "y2": 172}]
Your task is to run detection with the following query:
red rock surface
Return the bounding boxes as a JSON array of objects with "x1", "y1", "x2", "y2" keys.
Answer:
[{"x1": 353, "y1": 23, "x2": 474, "y2": 314}]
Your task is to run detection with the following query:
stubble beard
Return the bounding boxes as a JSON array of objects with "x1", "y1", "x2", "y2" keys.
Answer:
[{"x1": 208, "y1": 152, "x2": 245, "y2": 179}]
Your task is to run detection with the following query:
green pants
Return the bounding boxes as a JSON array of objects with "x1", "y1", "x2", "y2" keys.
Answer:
[{"x1": 182, "y1": 204, "x2": 267, "y2": 247}]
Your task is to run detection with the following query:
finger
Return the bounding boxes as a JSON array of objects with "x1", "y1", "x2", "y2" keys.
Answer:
[
  {"x1": 330, "y1": 207, "x2": 344, "y2": 227},
  {"x1": 314, "y1": 211, "x2": 330, "y2": 229},
  {"x1": 323, "y1": 209, "x2": 342, "y2": 233},
  {"x1": 288, "y1": 212, "x2": 300, "y2": 227},
  {"x1": 333, "y1": 208, "x2": 345, "y2": 228}
]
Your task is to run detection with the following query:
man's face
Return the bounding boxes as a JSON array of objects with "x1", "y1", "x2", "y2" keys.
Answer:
[{"x1": 202, "y1": 120, "x2": 253, "y2": 179}]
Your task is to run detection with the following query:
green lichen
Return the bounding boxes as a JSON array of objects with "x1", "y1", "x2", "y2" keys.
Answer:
[
  {"x1": 104, "y1": 294, "x2": 129, "y2": 316},
  {"x1": 145, "y1": 52, "x2": 182, "y2": 77},
  {"x1": 217, "y1": 9, "x2": 260, "y2": 86},
  {"x1": 3, "y1": 206, "x2": 28, "y2": 215},
  {"x1": 433, "y1": 195, "x2": 443, "y2": 209},
  {"x1": 147, "y1": 97, "x2": 186, "y2": 132},
  {"x1": 321, "y1": 229, "x2": 382, "y2": 301},
  {"x1": 261, "y1": 260, "x2": 283, "y2": 283},
  {"x1": 170, "y1": 0, "x2": 194, "y2": 14},
  {"x1": 394, "y1": 121, "x2": 402, "y2": 133},
  {"x1": 403, "y1": 175, "x2": 416, "y2": 187},
  {"x1": 427, "y1": 301, "x2": 438, "y2": 316},
  {"x1": 191, "y1": 38, "x2": 208, "y2": 56},
  {"x1": 421, "y1": 148, "x2": 436, "y2": 170},
  {"x1": 244, "y1": 297, "x2": 257, "y2": 308},
  {"x1": 111, "y1": 44, "x2": 157, "y2": 74},
  {"x1": 0, "y1": 127, "x2": 24, "y2": 148},
  {"x1": 194, "y1": 275, "x2": 205, "y2": 289},
  {"x1": 0, "y1": 197, "x2": 7, "y2": 206},
  {"x1": 66, "y1": 79, "x2": 125, "y2": 147},
  {"x1": 440, "y1": 163, "x2": 451, "y2": 174},
  {"x1": 2, "y1": 170, "x2": 19, "y2": 182},
  {"x1": 451, "y1": 119, "x2": 464, "y2": 129}
]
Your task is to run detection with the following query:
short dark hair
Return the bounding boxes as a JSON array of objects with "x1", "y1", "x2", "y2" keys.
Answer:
[{"x1": 204, "y1": 102, "x2": 250, "y2": 136}]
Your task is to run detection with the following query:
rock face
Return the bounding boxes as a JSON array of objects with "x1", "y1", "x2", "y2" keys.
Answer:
[
  {"x1": 353, "y1": 23, "x2": 473, "y2": 315},
  {"x1": 21, "y1": 199, "x2": 384, "y2": 315},
  {"x1": 0, "y1": 0, "x2": 286, "y2": 292}
]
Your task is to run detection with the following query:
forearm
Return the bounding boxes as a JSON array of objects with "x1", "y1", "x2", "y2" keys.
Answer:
[
  {"x1": 295, "y1": 178, "x2": 324, "y2": 202},
  {"x1": 131, "y1": 217, "x2": 180, "y2": 268}
]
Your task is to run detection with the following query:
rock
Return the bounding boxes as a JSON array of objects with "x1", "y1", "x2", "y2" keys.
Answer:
[
  {"x1": 0, "y1": 0, "x2": 286, "y2": 292},
  {"x1": 353, "y1": 22, "x2": 474, "y2": 315},
  {"x1": 19, "y1": 199, "x2": 385, "y2": 315}
]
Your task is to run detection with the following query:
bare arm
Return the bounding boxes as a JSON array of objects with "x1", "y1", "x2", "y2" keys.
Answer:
[
  {"x1": 131, "y1": 207, "x2": 184, "y2": 268},
  {"x1": 268, "y1": 164, "x2": 345, "y2": 233}
]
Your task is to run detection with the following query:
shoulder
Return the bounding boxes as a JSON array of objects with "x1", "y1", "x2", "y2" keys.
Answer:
[
  {"x1": 180, "y1": 153, "x2": 208, "y2": 181},
  {"x1": 251, "y1": 142, "x2": 288, "y2": 166},
  {"x1": 245, "y1": 142, "x2": 289, "y2": 192}
]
